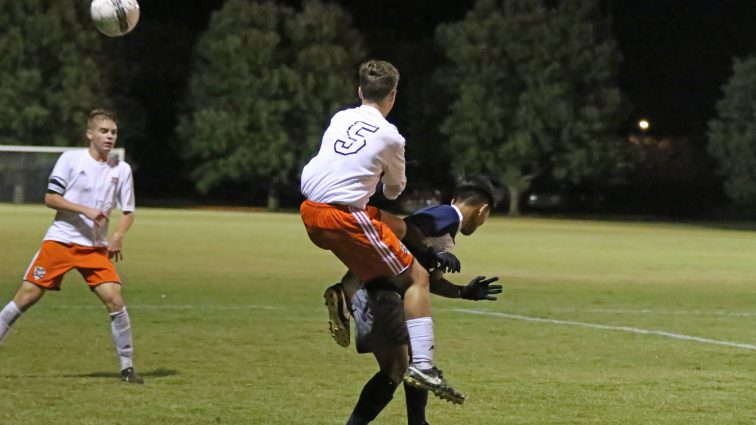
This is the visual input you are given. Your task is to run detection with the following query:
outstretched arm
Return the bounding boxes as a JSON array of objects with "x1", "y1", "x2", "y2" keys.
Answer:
[
  {"x1": 429, "y1": 270, "x2": 502, "y2": 301},
  {"x1": 428, "y1": 270, "x2": 463, "y2": 298}
]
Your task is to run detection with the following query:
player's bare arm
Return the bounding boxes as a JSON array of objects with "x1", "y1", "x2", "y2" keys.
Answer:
[
  {"x1": 108, "y1": 211, "x2": 135, "y2": 261},
  {"x1": 429, "y1": 270, "x2": 502, "y2": 301},
  {"x1": 44, "y1": 192, "x2": 108, "y2": 225},
  {"x1": 402, "y1": 221, "x2": 462, "y2": 273},
  {"x1": 402, "y1": 221, "x2": 433, "y2": 253}
]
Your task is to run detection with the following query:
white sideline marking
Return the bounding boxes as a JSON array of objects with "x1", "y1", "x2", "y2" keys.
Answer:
[
  {"x1": 453, "y1": 308, "x2": 756, "y2": 351},
  {"x1": 534, "y1": 308, "x2": 756, "y2": 317},
  {"x1": 48, "y1": 304, "x2": 278, "y2": 310}
]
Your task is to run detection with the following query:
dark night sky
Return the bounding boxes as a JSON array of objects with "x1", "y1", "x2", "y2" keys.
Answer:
[
  {"x1": 126, "y1": 0, "x2": 756, "y2": 198},
  {"x1": 133, "y1": 0, "x2": 756, "y2": 137},
  {"x1": 611, "y1": 0, "x2": 756, "y2": 138}
]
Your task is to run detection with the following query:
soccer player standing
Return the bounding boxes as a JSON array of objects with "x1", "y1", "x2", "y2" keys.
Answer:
[
  {"x1": 0, "y1": 109, "x2": 143, "y2": 384},
  {"x1": 300, "y1": 60, "x2": 460, "y2": 424}
]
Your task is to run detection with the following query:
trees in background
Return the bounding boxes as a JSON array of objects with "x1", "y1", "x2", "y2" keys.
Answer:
[
  {"x1": 177, "y1": 0, "x2": 363, "y2": 209},
  {"x1": 0, "y1": 0, "x2": 108, "y2": 146},
  {"x1": 436, "y1": 0, "x2": 625, "y2": 214},
  {"x1": 707, "y1": 56, "x2": 756, "y2": 207}
]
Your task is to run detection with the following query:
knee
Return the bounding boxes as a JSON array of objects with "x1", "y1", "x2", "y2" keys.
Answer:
[
  {"x1": 14, "y1": 282, "x2": 44, "y2": 311},
  {"x1": 104, "y1": 299, "x2": 124, "y2": 313},
  {"x1": 382, "y1": 360, "x2": 408, "y2": 384},
  {"x1": 94, "y1": 283, "x2": 125, "y2": 313},
  {"x1": 409, "y1": 263, "x2": 429, "y2": 289},
  {"x1": 100, "y1": 292, "x2": 124, "y2": 313},
  {"x1": 388, "y1": 366, "x2": 407, "y2": 385},
  {"x1": 394, "y1": 261, "x2": 429, "y2": 291}
]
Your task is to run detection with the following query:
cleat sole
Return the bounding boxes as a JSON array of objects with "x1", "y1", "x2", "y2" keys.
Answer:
[{"x1": 324, "y1": 286, "x2": 350, "y2": 348}]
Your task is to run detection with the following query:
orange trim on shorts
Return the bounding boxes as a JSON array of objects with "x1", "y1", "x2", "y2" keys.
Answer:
[
  {"x1": 300, "y1": 200, "x2": 413, "y2": 282},
  {"x1": 23, "y1": 241, "x2": 121, "y2": 290}
]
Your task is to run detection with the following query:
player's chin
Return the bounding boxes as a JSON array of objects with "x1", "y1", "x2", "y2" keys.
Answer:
[{"x1": 460, "y1": 227, "x2": 476, "y2": 236}]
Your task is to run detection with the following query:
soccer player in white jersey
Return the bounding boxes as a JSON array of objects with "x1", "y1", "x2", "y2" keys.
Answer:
[
  {"x1": 0, "y1": 109, "x2": 143, "y2": 384},
  {"x1": 300, "y1": 60, "x2": 461, "y2": 423}
]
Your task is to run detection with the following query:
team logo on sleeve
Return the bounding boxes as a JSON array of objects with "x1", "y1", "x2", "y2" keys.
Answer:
[
  {"x1": 334, "y1": 121, "x2": 379, "y2": 155},
  {"x1": 33, "y1": 266, "x2": 46, "y2": 280}
]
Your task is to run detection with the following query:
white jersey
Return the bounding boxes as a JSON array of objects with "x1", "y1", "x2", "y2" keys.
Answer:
[
  {"x1": 44, "y1": 149, "x2": 135, "y2": 247},
  {"x1": 300, "y1": 105, "x2": 406, "y2": 209}
]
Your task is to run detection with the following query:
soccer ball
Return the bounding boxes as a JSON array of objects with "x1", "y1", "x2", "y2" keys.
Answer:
[{"x1": 90, "y1": 0, "x2": 140, "y2": 37}]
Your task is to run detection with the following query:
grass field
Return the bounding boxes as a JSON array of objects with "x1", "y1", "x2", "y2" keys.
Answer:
[{"x1": 0, "y1": 203, "x2": 754, "y2": 425}]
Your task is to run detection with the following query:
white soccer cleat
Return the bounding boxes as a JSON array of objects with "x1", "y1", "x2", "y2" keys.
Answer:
[{"x1": 404, "y1": 364, "x2": 466, "y2": 404}]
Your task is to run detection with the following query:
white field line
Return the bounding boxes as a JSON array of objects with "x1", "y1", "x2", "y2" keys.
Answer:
[
  {"x1": 452, "y1": 308, "x2": 756, "y2": 351},
  {"x1": 531, "y1": 308, "x2": 756, "y2": 317},
  {"x1": 47, "y1": 304, "x2": 278, "y2": 310}
]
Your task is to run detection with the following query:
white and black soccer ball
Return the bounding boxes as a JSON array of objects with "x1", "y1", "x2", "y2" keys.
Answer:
[{"x1": 90, "y1": 0, "x2": 140, "y2": 37}]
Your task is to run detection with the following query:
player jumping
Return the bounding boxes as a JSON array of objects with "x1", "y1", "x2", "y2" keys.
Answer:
[{"x1": 300, "y1": 60, "x2": 463, "y2": 408}]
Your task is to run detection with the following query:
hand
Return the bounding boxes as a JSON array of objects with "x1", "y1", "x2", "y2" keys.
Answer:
[
  {"x1": 460, "y1": 276, "x2": 502, "y2": 301},
  {"x1": 108, "y1": 248, "x2": 123, "y2": 262},
  {"x1": 432, "y1": 251, "x2": 461, "y2": 273},
  {"x1": 108, "y1": 234, "x2": 124, "y2": 262},
  {"x1": 84, "y1": 208, "x2": 109, "y2": 227}
]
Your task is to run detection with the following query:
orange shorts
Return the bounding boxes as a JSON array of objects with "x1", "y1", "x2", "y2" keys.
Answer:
[
  {"x1": 300, "y1": 200, "x2": 414, "y2": 282},
  {"x1": 23, "y1": 240, "x2": 121, "y2": 290}
]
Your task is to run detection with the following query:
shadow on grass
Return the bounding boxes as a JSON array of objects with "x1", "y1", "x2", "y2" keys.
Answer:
[{"x1": 63, "y1": 367, "x2": 179, "y2": 379}]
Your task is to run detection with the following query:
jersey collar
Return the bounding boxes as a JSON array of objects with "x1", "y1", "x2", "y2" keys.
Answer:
[
  {"x1": 451, "y1": 204, "x2": 464, "y2": 232},
  {"x1": 359, "y1": 104, "x2": 384, "y2": 118}
]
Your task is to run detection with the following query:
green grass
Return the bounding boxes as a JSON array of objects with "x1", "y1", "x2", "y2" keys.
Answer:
[{"x1": 0, "y1": 203, "x2": 754, "y2": 424}]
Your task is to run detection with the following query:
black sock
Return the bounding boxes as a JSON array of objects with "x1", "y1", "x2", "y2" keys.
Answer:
[
  {"x1": 404, "y1": 382, "x2": 429, "y2": 425},
  {"x1": 346, "y1": 371, "x2": 399, "y2": 425}
]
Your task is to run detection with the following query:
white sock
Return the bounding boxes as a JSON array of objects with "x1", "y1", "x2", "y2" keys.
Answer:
[
  {"x1": 0, "y1": 301, "x2": 22, "y2": 344},
  {"x1": 110, "y1": 307, "x2": 134, "y2": 370},
  {"x1": 406, "y1": 317, "x2": 434, "y2": 369}
]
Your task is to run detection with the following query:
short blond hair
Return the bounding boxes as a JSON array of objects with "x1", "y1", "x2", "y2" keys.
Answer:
[{"x1": 87, "y1": 108, "x2": 117, "y2": 129}]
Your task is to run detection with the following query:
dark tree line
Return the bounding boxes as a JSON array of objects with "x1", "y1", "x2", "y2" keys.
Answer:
[{"x1": 1, "y1": 0, "x2": 755, "y2": 213}]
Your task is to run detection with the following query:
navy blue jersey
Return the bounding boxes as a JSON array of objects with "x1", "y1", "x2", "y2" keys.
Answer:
[{"x1": 403, "y1": 205, "x2": 461, "y2": 270}]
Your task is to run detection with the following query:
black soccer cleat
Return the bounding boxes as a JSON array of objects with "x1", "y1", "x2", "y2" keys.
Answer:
[
  {"x1": 120, "y1": 367, "x2": 144, "y2": 384},
  {"x1": 404, "y1": 364, "x2": 465, "y2": 404},
  {"x1": 323, "y1": 283, "x2": 351, "y2": 347}
]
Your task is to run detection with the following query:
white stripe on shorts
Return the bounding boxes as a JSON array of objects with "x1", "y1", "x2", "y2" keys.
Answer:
[
  {"x1": 349, "y1": 206, "x2": 404, "y2": 275},
  {"x1": 23, "y1": 249, "x2": 42, "y2": 279}
]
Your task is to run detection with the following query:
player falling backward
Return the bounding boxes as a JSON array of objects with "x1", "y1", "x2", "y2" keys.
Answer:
[
  {"x1": 327, "y1": 178, "x2": 501, "y2": 423},
  {"x1": 0, "y1": 109, "x2": 143, "y2": 384},
  {"x1": 300, "y1": 60, "x2": 466, "y2": 400}
]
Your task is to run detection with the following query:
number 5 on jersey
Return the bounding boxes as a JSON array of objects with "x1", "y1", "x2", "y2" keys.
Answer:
[{"x1": 334, "y1": 121, "x2": 379, "y2": 155}]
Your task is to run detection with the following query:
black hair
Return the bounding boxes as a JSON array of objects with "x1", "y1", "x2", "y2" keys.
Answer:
[{"x1": 454, "y1": 175, "x2": 496, "y2": 208}]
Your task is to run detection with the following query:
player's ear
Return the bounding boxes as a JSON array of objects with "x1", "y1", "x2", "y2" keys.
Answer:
[
  {"x1": 479, "y1": 203, "x2": 491, "y2": 217},
  {"x1": 387, "y1": 89, "x2": 397, "y2": 103},
  {"x1": 357, "y1": 86, "x2": 364, "y2": 101}
]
